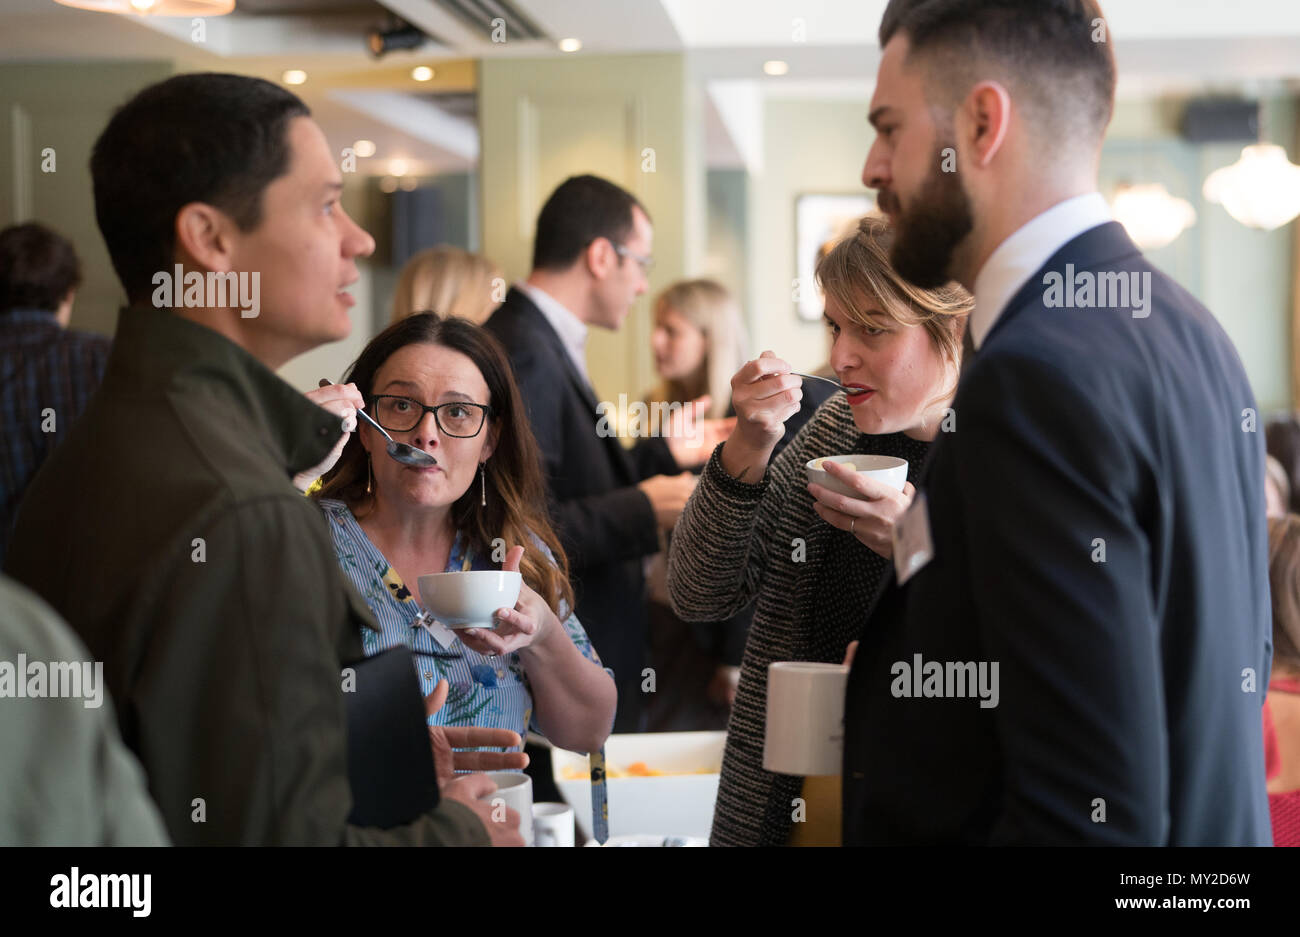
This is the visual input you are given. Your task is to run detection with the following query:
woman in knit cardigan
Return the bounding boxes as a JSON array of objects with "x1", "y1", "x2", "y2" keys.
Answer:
[{"x1": 667, "y1": 215, "x2": 972, "y2": 846}]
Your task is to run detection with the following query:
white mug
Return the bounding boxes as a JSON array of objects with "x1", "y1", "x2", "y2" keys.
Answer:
[
  {"x1": 763, "y1": 661, "x2": 849, "y2": 776},
  {"x1": 532, "y1": 802, "x2": 575, "y2": 848},
  {"x1": 481, "y1": 771, "x2": 534, "y2": 846}
]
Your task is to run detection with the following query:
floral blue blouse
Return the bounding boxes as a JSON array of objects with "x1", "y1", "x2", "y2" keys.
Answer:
[{"x1": 318, "y1": 499, "x2": 607, "y2": 748}]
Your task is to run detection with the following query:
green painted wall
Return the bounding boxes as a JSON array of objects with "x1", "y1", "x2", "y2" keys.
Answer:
[{"x1": 0, "y1": 61, "x2": 174, "y2": 337}]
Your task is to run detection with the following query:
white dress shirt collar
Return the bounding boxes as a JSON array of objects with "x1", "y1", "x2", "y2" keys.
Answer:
[
  {"x1": 517, "y1": 281, "x2": 591, "y2": 384},
  {"x1": 969, "y1": 192, "x2": 1113, "y2": 349}
]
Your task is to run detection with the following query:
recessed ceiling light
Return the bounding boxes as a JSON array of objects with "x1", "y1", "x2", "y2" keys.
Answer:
[
  {"x1": 388, "y1": 159, "x2": 408, "y2": 177},
  {"x1": 763, "y1": 60, "x2": 789, "y2": 77},
  {"x1": 558, "y1": 38, "x2": 582, "y2": 53},
  {"x1": 411, "y1": 66, "x2": 434, "y2": 82},
  {"x1": 282, "y1": 69, "x2": 307, "y2": 86},
  {"x1": 353, "y1": 140, "x2": 376, "y2": 158}
]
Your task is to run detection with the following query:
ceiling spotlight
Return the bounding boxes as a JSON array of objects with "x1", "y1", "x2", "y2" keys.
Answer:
[
  {"x1": 282, "y1": 69, "x2": 307, "y2": 86},
  {"x1": 367, "y1": 23, "x2": 426, "y2": 58},
  {"x1": 763, "y1": 60, "x2": 789, "y2": 76},
  {"x1": 558, "y1": 37, "x2": 582, "y2": 53},
  {"x1": 353, "y1": 140, "x2": 376, "y2": 158},
  {"x1": 388, "y1": 159, "x2": 409, "y2": 177},
  {"x1": 411, "y1": 66, "x2": 435, "y2": 82}
]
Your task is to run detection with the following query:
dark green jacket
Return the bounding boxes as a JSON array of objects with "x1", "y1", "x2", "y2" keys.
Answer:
[{"x1": 6, "y1": 306, "x2": 488, "y2": 845}]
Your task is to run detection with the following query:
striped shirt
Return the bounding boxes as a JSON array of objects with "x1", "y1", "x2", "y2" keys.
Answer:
[
  {"x1": 0, "y1": 310, "x2": 110, "y2": 566},
  {"x1": 319, "y1": 498, "x2": 604, "y2": 748},
  {"x1": 666, "y1": 394, "x2": 930, "y2": 846}
]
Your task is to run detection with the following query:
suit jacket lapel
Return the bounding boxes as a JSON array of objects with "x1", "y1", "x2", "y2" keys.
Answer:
[{"x1": 508, "y1": 289, "x2": 638, "y2": 481}]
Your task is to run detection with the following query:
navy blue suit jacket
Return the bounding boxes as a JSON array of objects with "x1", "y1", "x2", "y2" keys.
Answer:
[{"x1": 843, "y1": 222, "x2": 1273, "y2": 845}]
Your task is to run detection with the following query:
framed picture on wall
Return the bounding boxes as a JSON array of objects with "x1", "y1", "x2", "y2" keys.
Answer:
[{"x1": 795, "y1": 193, "x2": 876, "y2": 321}]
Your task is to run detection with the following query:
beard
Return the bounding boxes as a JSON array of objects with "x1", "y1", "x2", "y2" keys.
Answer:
[{"x1": 881, "y1": 142, "x2": 975, "y2": 289}]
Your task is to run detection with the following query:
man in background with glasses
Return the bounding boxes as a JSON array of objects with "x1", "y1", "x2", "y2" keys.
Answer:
[{"x1": 486, "y1": 174, "x2": 696, "y2": 733}]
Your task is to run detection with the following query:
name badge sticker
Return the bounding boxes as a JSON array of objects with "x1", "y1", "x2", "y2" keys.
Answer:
[{"x1": 893, "y1": 491, "x2": 934, "y2": 586}]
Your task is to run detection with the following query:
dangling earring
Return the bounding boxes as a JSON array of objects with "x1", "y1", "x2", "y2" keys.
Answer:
[
  {"x1": 366, "y1": 456, "x2": 373, "y2": 495},
  {"x1": 479, "y1": 462, "x2": 487, "y2": 507}
]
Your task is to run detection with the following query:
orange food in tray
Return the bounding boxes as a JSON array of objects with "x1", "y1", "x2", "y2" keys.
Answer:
[{"x1": 559, "y1": 762, "x2": 714, "y2": 780}]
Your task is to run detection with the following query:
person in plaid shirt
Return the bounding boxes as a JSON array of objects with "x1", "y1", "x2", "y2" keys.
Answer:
[{"x1": 0, "y1": 222, "x2": 110, "y2": 565}]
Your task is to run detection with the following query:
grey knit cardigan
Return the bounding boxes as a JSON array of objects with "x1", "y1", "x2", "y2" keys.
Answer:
[{"x1": 666, "y1": 395, "x2": 930, "y2": 846}]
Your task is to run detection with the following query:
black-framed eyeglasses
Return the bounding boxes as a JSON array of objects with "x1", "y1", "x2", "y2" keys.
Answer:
[
  {"x1": 369, "y1": 395, "x2": 492, "y2": 438},
  {"x1": 612, "y1": 243, "x2": 655, "y2": 274}
]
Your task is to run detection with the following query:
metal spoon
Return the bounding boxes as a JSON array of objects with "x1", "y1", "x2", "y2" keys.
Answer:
[
  {"x1": 317, "y1": 378, "x2": 436, "y2": 468},
  {"x1": 791, "y1": 371, "x2": 846, "y2": 391}
]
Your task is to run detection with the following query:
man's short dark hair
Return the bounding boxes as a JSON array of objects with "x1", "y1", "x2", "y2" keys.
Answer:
[
  {"x1": 0, "y1": 222, "x2": 82, "y2": 315},
  {"x1": 90, "y1": 73, "x2": 310, "y2": 305},
  {"x1": 879, "y1": 0, "x2": 1116, "y2": 144},
  {"x1": 532, "y1": 175, "x2": 649, "y2": 272}
]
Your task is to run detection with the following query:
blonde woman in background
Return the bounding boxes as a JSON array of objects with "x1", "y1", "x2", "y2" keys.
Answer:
[
  {"x1": 647, "y1": 279, "x2": 747, "y2": 422},
  {"x1": 639, "y1": 278, "x2": 835, "y2": 732},
  {"x1": 392, "y1": 246, "x2": 503, "y2": 324},
  {"x1": 636, "y1": 279, "x2": 746, "y2": 732}
]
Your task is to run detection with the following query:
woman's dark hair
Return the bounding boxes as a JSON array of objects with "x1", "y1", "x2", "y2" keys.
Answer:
[
  {"x1": 532, "y1": 174, "x2": 649, "y2": 272},
  {"x1": 1267, "y1": 417, "x2": 1300, "y2": 515},
  {"x1": 90, "y1": 73, "x2": 310, "y2": 305},
  {"x1": 314, "y1": 313, "x2": 575, "y2": 617},
  {"x1": 0, "y1": 223, "x2": 81, "y2": 314}
]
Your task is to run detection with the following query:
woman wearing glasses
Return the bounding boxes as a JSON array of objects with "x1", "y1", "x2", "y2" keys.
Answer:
[{"x1": 310, "y1": 313, "x2": 616, "y2": 757}]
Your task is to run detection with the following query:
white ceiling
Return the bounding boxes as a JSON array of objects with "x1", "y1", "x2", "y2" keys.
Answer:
[{"x1": 6, "y1": 0, "x2": 1300, "y2": 175}]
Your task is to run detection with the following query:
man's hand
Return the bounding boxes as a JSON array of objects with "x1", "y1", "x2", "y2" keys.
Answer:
[
  {"x1": 423, "y1": 679, "x2": 528, "y2": 788},
  {"x1": 638, "y1": 472, "x2": 698, "y2": 531},
  {"x1": 441, "y1": 773, "x2": 525, "y2": 847},
  {"x1": 707, "y1": 665, "x2": 740, "y2": 707}
]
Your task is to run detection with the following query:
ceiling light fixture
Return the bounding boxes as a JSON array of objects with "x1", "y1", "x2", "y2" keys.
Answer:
[
  {"x1": 411, "y1": 66, "x2": 434, "y2": 82},
  {"x1": 353, "y1": 140, "x2": 376, "y2": 158},
  {"x1": 763, "y1": 60, "x2": 790, "y2": 76},
  {"x1": 1110, "y1": 183, "x2": 1197, "y2": 250},
  {"x1": 558, "y1": 38, "x2": 582, "y2": 53},
  {"x1": 1203, "y1": 143, "x2": 1300, "y2": 231},
  {"x1": 52, "y1": 0, "x2": 234, "y2": 13},
  {"x1": 281, "y1": 70, "x2": 307, "y2": 86}
]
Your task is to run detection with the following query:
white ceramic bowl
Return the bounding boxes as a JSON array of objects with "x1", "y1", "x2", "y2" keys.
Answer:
[
  {"x1": 417, "y1": 570, "x2": 522, "y2": 629},
  {"x1": 805, "y1": 454, "x2": 908, "y2": 499},
  {"x1": 551, "y1": 731, "x2": 725, "y2": 841}
]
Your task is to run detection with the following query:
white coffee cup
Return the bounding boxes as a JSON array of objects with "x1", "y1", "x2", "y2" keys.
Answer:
[
  {"x1": 532, "y1": 802, "x2": 575, "y2": 848},
  {"x1": 481, "y1": 771, "x2": 534, "y2": 846},
  {"x1": 763, "y1": 661, "x2": 849, "y2": 776}
]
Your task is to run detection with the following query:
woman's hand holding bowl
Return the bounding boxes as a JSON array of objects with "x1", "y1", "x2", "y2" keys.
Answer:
[
  {"x1": 459, "y1": 545, "x2": 559, "y2": 658},
  {"x1": 808, "y1": 460, "x2": 916, "y2": 559}
]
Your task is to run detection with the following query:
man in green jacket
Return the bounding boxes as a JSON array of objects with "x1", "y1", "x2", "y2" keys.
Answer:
[{"x1": 6, "y1": 73, "x2": 519, "y2": 846}]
